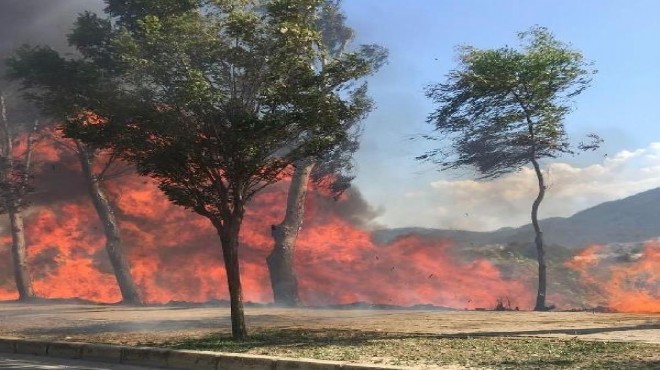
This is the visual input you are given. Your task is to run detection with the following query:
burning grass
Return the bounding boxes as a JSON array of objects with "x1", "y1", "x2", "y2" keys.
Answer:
[
  {"x1": 1, "y1": 135, "x2": 658, "y2": 312},
  {"x1": 156, "y1": 328, "x2": 660, "y2": 369}
]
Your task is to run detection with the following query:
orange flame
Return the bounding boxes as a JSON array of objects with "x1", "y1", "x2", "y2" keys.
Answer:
[
  {"x1": 71, "y1": 111, "x2": 107, "y2": 126},
  {"x1": 1, "y1": 133, "x2": 658, "y2": 312},
  {"x1": 565, "y1": 243, "x2": 660, "y2": 313}
]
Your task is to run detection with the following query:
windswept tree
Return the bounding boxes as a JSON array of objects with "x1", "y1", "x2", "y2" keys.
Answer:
[
  {"x1": 267, "y1": 0, "x2": 387, "y2": 307},
  {"x1": 420, "y1": 26, "x2": 599, "y2": 310},
  {"x1": 10, "y1": 0, "x2": 381, "y2": 338},
  {"x1": 8, "y1": 50, "x2": 142, "y2": 304},
  {"x1": 0, "y1": 89, "x2": 39, "y2": 300}
]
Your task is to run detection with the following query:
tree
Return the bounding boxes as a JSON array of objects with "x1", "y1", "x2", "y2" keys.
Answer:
[
  {"x1": 420, "y1": 26, "x2": 599, "y2": 311},
  {"x1": 8, "y1": 49, "x2": 143, "y2": 304},
  {"x1": 49, "y1": 126, "x2": 143, "y2": 304},
  {"x1": 10, "y1": 0, "x2": 381, "y2": 338},
  {"x1": 0, "y1": 89, "x2": 38, "y2": 300},
  {"x1": 76, "y1": 141, "x2": 142, "y2": 304},
  {"x1": 266, "y1": 0, "x2": 386, "y2": 307}
]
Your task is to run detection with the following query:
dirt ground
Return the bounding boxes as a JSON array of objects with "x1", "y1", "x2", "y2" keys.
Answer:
[{"x1": 0, "y1": 302, "x2": 657, "y2": 345}]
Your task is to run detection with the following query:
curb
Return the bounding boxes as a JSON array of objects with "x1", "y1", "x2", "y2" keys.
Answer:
[{"x1": 0, "y1": 337, "x2": 407, "y2": 369}]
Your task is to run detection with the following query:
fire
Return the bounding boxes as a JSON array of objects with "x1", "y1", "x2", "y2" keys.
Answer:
[
  {"x1": 0, "y1": 133, "x2": 658, "y2": 312},
  {"x1": 565, "y1": 242, "x2": 660, "y2": 313},
  {"x1": 71, "y1": 111, "x2": 107, "y2": 126},
  {"x1": 0, "y1": 235, "x2": 18, "y2": 300}
]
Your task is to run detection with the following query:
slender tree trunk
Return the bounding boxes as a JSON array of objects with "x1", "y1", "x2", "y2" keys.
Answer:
[
  {"x1": 267, "y1": 159, "x2": 315, "y2": 307},
  {"x1": 77, "y1": 142, "x2": 141, "y2": 304},
  {"x1": 9, "y1": 209, "x2": 35, "y2": 300},
  {"x1": 216, "y1": 205, "x2": 248, "y2": 339},
  {"x1": 1, "y1": 94, "x2": 35, "y2": 300},
  {"x1": 530, "y1": 157, "x2": 547, "y2": 311}
]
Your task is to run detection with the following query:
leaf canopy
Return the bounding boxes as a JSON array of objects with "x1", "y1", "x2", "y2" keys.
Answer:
[
  {"x1": 9, "y1": 0, "x2": 385, "y2": 222},
  {"x1": 422, "y1": 26, "x2": 596, "y2": 179}
]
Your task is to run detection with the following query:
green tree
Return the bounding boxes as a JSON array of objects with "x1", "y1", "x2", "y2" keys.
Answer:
[
  {"x1": 266, "y1": 0, "x2": 386, "y2": 307},
  {"x1": 10, "y1": 0, "x2": 380, "y2": 338},
  {"x1": 420, "y1": 26, "x2": 599, "y2": 310}
]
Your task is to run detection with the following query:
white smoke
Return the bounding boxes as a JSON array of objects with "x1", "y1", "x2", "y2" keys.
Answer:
[{"x1": 378, "y1": 142, "x2": 660, "y2": 231}]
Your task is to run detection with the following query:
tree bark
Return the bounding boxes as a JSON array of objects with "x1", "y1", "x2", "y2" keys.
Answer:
[
  {"x1": 9, "y1": 209, "x2": 35, "y2": 300},
  {"x1": 1, "y1": 94, "x2": 35, "y2": 300},
  {"x1": 267, "y1": 159, "x2": 315, "y2": 307},
  {"x1": 518, "y1": 98, "x2": 550, "y2": 312},
  {"x1": 77, "y1": 142, "x2": 142, "y2": 304},
  {"x1": 216, "y1": 205, "x2": 248, "y2": 339},
  {"x1": 530, "y1": 157, "x2": 547, "y2": 311}
]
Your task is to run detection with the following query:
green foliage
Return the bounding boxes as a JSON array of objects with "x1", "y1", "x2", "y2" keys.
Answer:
[
  {"x1": 67, "y1": 12, "x2": 116, "y2": 69},
  {"x1": 103, "y1": 0, "x2": 203, "y2": 31},
  {"x1": 8, "y1": 0, "x2": 383, "y2": 224},
  {"x1": 421, "y1": 26, "x2": 597, "y2": 178},
  {"x1": 6, "y1": 45, "x2": 120, "y2": 137}
]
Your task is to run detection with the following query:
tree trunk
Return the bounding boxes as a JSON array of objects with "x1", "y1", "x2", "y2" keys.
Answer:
[
  {"x1": 9, "y1": 209, "x2": 35, "y2": 300},
  {"x1": 216, "y1": 205, "x2": 248, "y2": 339},
  {"x1": 530, "y1": 157, "x2": 547, "y2": 311},
  {"x1": 77, "y1": 143, "x2": 141, "y2": 304},
  {"x1": 1, "y1": 94, "x2": 35, "y2": 300},
  {"x1": 267, "y1": 159, "x2": 315, "y2": 307}
]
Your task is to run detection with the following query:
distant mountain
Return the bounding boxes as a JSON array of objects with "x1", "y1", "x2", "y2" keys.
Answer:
[{"x1": 374, "y1": 187, "x2": 660, "y2": 249}]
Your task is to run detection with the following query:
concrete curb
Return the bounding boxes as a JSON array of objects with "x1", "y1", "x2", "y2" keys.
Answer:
[{"x1": 0, "y1": 337, "x2": 407, "y2": 369}]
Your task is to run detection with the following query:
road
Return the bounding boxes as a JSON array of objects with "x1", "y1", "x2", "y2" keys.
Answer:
[{"x1": 0, "y1": 353, "x2": 155, "y2": 369}]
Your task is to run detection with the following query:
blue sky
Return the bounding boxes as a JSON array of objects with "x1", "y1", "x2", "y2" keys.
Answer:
[{"x1": 339, "y1": 0, "x2": 660, "y2": 230}]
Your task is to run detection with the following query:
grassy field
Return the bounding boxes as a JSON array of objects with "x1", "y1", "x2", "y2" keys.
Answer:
[{"x1": 157, "y1": 328, "x2": 660, "y2": 369}]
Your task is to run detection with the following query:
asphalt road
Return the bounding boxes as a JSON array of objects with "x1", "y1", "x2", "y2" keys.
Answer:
[{"x1": 0, "y1": 354, "x2": 155, "y2": 370}]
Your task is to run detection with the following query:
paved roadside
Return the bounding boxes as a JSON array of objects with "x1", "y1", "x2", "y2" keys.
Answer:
[
  {"x1": 0, "y1": 353, "x2": 152, "y2": 369},
  {"x1": 0, "y1": 337, "x2": 409, "y2": 370}
]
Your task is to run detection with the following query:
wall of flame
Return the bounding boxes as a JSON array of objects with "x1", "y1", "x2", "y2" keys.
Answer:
[{"x1": 0, "y1": 137, "x2": 658, "y2": 313}]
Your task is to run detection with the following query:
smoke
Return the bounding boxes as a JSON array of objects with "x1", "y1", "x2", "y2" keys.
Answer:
[
  {"x1": 0, "y1": 1, "x2": 105, "y2": 131},
  {"x1": 32, "y1": 153, "x2": 88, "y2": 206},
  {"x1": 305, "y1": 186, "x2": 383, "y2": 229},
  {"x1": 0, "y1": 0, "x2": 103, "y2": 59},
  {"x1": 385, "y1": 142, "x2": 660, "y2": 231}
]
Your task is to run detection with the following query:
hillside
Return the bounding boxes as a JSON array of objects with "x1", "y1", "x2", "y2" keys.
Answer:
[{"x1": 374, "y1": 187, "x2": 660, "y2": 248}]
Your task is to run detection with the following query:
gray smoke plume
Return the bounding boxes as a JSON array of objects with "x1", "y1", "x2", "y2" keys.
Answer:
[
  {"x1": 0, "y1": 0, "x2": 104, "y2": 124},
  {"x1": 0, "y1": 0, "x2": 103, "y2": 63},
  {"x1": 0, "y1": 1, "x2": 103, "y2": 207}
]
